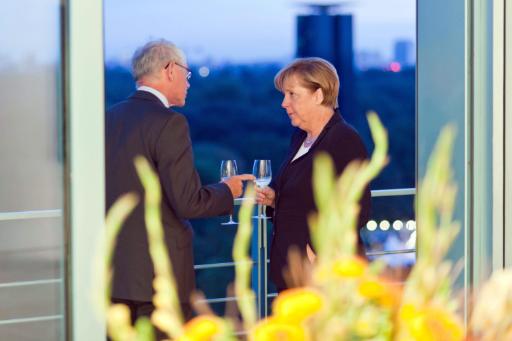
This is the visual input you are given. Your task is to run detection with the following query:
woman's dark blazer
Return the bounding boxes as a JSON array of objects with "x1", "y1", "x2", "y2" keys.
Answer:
[{"x1": 268, "y1": 110, "x2": 371, "y2": 290}]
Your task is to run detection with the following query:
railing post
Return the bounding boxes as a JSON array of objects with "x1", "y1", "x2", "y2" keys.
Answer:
[
  {"x1": 262, "y1": 210, "x2": 268, "y2": 317},
  {"x1": 250, "y1": 204, "x2": 269, "y2": 318},
  {"x1": 250, "y1": 204, "x2": 262, "y2": 317}
]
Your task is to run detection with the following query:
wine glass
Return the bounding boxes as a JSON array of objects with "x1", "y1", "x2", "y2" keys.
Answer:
[
  {"x1": 252, "y1": 160, "x2": 272, "y2": 219},
  {"x1": 220, "y1": 160, "x2": 238, "y2": 225}
]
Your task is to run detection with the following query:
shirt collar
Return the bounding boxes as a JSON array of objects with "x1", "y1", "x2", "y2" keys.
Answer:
[{"x1": 137, "y1": 85, "x2": 170, "y2": 108}]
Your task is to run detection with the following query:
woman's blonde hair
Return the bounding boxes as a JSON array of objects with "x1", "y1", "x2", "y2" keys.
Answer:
[{"x1": 274, "y1": 57, "x2": 339, "y2": 108}]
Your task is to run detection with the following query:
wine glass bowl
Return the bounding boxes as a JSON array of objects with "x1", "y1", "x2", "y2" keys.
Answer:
[
  {"x1": 220, "y1": 160, "x2": 238, "y2": 180},
  {"x1": 252, "y1": 160, "x2": 272, "y2": 187},
  {"x1": 220, "y1": 160, "x2": 238, "y2": 225}
]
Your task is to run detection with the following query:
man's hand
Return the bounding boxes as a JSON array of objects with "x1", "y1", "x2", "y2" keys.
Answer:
[
  {"x1": 306, "y1": 243, "x2": 316, "y2": 263},
  {"x1": 222, "y1": 174, "x2": 255, "y2": 198},
  {"x1": 255, "y1": 186, "x2": 276, "y2": 208}
]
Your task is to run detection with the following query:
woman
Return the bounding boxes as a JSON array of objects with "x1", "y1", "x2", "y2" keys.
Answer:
[{"x1": 256, "y1": 57, "x2": 371, "y2": 292}]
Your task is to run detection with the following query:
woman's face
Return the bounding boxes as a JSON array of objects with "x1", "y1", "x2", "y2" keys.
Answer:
[{"x1": 281, "y1": 75, "x2": 322, "y2": 131}]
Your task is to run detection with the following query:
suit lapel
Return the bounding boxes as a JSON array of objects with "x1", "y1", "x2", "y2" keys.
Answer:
[
  {"x1": 287, "y1": 110, "x2": 342, "y2": 165},
  {"x1": 277, "y1": 111, "x2": 343, "y2": 189},
  {"x1": 308, "y1": 110, "x2": 342, "y2": 150},
  {"x1": 275, "y1": 130, "x2": 304, "y2": 189}
]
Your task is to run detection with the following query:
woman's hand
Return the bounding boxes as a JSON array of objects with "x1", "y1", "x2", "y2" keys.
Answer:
[{"x1": 255, "y1": 186, "x2": 276, "y2": 208}]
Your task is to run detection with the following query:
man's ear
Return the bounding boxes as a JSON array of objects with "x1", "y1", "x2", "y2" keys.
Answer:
[{"x1": 314, "y1": 88, "x2": 324, "y2": 105}]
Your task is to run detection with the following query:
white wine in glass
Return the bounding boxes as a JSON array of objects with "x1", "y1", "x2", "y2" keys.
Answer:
[
  {"x1": 220, "y1": 160, "x2": 238, "y2": 225},
  {"x1": 253, "y1": 159, "x2": 272, "y2": 219}
]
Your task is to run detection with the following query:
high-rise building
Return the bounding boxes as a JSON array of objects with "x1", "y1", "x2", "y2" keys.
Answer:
[
  {"x1": 355, "y1": 50, "x2": 386, "y2": 70},
  {"x1": 296, "y1": 4, "x2": 356, "y2": 123},
  {"x1": 393, "y1": 40, "x2": 415, "y2": 67}
]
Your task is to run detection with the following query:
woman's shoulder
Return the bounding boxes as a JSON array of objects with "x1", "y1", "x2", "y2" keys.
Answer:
[
  {"x1": 322, "y1": 117, "x2": 369, "y2": 159},
  {"x1": 328, "y1": 117, "x2": 364, "y2": 143}
]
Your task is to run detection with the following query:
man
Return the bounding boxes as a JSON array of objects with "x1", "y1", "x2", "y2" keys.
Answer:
[{"x1": 105, "y1": 39, "x2": 253, "y2": 330}]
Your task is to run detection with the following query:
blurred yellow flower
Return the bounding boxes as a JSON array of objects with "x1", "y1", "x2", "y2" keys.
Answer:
[
  {"x1": 108, "y1": 304, "x2": 132, "y2": 326},
  {"x1": 332, "y1": 257, "x2": 367, "y2": 278},
  {"x1": 152, "y1": 310, "x2": 174, "y2": 333},
  {"x1": 358, "y1": 277, "x2": 398, "y2": 307},
  {"x1": 250, "y1": 317, "x2": 306, "y2": 341},
  {"x1": 354, "y1": 311, "x2": 380, "y2": 338},
  {"x1": 175, "y1": 315, "x2": 224, "y2": 341},
  {"x1": 399, "y1": 303, "x2": 463, "y2": 341},
  {"x1": 272, "y1": 288, "x2": 323, "y2": 324},
  {"x1": 107, "y1": 304, "x2": 136, "y2": 340}
]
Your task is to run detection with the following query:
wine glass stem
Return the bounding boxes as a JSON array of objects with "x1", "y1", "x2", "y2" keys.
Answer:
[{"x1": 259, "y1": 204, "x2": 266, "y2": 218}]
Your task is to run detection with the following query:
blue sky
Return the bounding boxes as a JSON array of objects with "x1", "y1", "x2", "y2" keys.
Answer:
[{"x1": 104, "y1": 0, "x2": 415, "y2": 64}]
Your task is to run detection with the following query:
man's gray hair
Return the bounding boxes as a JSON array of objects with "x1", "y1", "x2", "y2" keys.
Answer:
[{"x1": 131, "y1": 39, "x2": 186, "y2": 81}]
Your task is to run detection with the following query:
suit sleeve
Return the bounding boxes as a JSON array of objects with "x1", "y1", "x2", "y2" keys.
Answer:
[{"x1": 155, "y1": 113, "x2": 233, "y2": 219}]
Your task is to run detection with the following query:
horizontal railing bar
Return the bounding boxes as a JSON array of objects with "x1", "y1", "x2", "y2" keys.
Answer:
[
  {"x1": 234, "y1": 198, "x2": 248, "y2": 206},
  {"x1": 0, "y1": 189, "x2": 414, "y2": 221},
  {"x1": 366, "y1": 249, "x2": 416, "y2": 256},
  {"x1": 197, "y1": 296, "x2": 237, "y2": 304},
  {"x1": 194, "y1": 260, "x2": 252, "y2": 270},
  {"x1": 0, "y1": 278, "x2": 62, "y2": 289},
  {"x1": 0, "y1": 209, "x2": 62, "y2": 222},
  {"x1": 370, "y1": 188, "x2": 416, "y2": 197},
  {"x1": 0, "y1": 315, "x2": 62, "y2": 326},
  {"x1": 234, "y1": 188, "x2": 415, "y2": 207}
]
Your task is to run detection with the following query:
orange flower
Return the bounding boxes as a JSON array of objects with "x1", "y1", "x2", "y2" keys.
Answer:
[
  {"x1": 176, "y1": 315, "x2": 224, "y2": 341},
  {"x1": 272, "y1": 288, "x2": 323, "y2": 324},
  {"x1": 250, "y1": 317, "x2": 306, "y2": 341},
  {"x1": 398, "y1": 303, "x2": 463, "y2": 341}
]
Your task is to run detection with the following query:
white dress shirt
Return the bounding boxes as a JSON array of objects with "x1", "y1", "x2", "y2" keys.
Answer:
[
  {"x1": 292, "y1": 141, "x2": 312, "y2": 161},
  {"x1": 137, "y1": 85, "x2": 170, "y2": 108}
]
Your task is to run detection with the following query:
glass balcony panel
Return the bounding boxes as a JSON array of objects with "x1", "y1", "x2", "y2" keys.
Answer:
[{"x1": 0, "y1": 0, "x2": 66, "y2": 339}]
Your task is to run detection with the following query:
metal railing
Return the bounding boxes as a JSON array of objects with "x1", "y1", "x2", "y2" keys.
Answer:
[
  {"x1": 0, "y1": 209, "x2": 62, "y2": 222},
  {"x1": 0, "y1": 209, "x2": 64, "y2": 326},
  {"x1": 0, "y1": 278, "x2": 62, "y2": 289},
  {"x1": 0, "y1": 188, "x2": 417, "y2": 324}
]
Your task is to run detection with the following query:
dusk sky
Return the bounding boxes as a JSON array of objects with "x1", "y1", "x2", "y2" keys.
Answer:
[
  {"x1": 0, "y1": 0, "x2": 415, "y2": 66},
  {"x1": 104, "y1": 0, "x2": 415, "y2": 64}
]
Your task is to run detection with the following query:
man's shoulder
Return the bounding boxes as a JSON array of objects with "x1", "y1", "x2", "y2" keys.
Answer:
[{"x1": 107, "y1": 97, "x2": 182, "y2": 124}]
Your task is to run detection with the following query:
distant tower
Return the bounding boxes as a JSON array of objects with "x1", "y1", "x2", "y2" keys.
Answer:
[
  {"x1": 296, "y1": 3, "x2": 356, "y2": 123},
  {"x1": 394, "y1": 40, "x2": 414, "y2": 66}
]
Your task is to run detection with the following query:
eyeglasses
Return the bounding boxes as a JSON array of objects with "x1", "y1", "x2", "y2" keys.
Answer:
[{"x1": 164, "y1": 61, "x2": 192, "y2": 80}]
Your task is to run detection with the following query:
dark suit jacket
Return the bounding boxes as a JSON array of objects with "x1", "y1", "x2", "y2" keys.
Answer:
[
  {"x1": 106, "y1": 90, "x2": 233, "y2": 302},
  {"x1": 268, "y1": 111, "x2": 371, "y2": 290}
]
